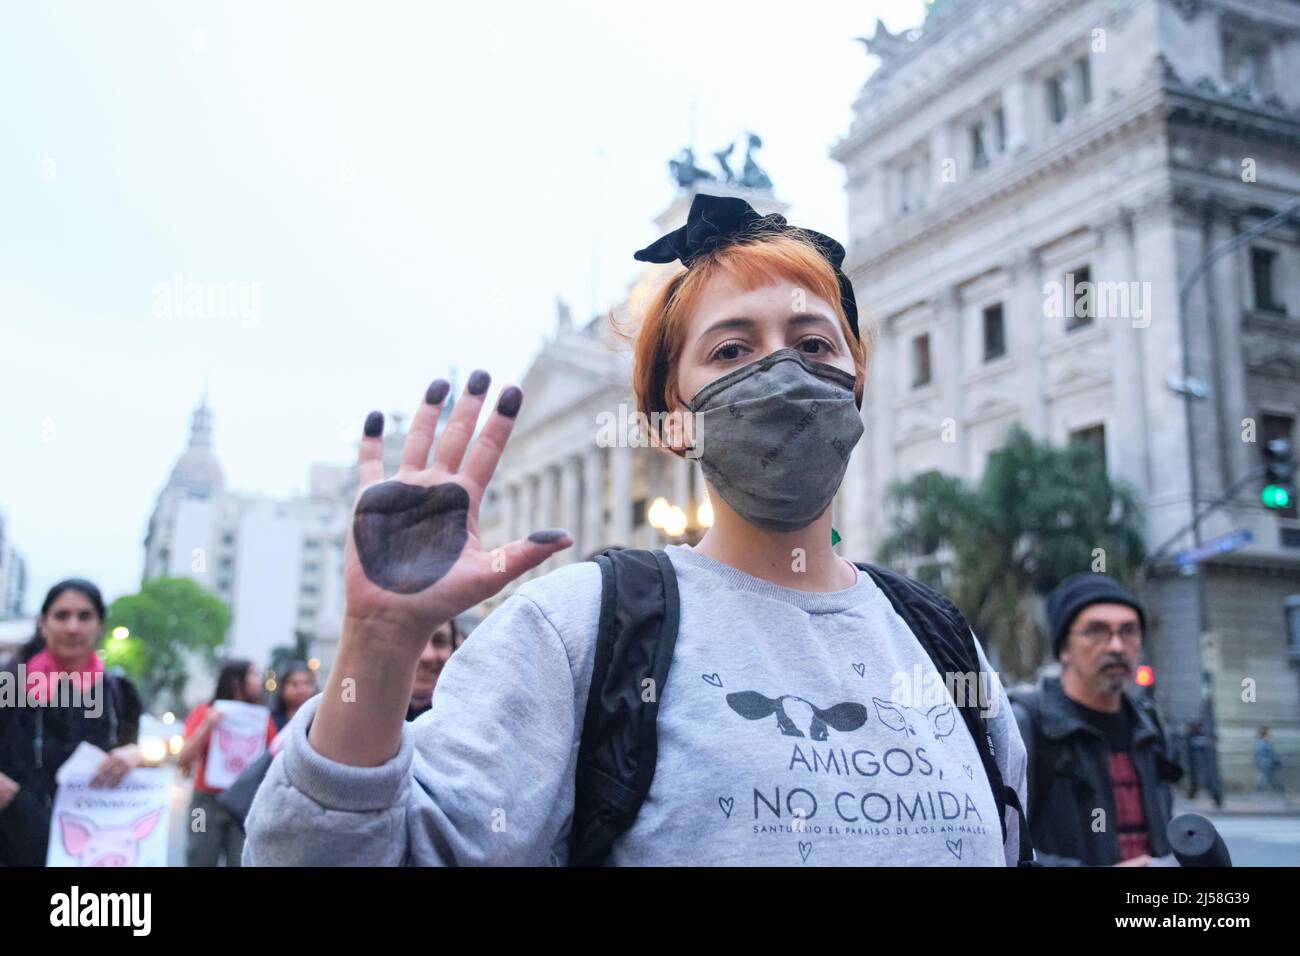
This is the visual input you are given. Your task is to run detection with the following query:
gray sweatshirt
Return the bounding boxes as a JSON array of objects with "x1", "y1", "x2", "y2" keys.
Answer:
[{"x1": 244, "y1": 544, "x2": 1028, "y2": 866}]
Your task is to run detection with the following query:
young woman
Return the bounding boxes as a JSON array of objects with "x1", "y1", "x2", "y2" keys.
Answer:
[
  {"x1": 271, "y1": 661, "x2": 318, "y2": 732},
  {"x1": 0, "y1": 579, "x2": 144, "y2": 866},
  {"x1": 179, "y1": 659, "x2": 275, "y2": 866},
  {"x1": 406, "y1": 619, "x2": 462, "y2": 722},
  {"x1": 244, "y1": 194, "x2": 1029, "y2": 866}
]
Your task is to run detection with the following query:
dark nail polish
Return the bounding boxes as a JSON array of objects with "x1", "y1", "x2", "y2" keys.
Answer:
[
  {"x1": 467, "y1": 369, "x2": 490, "y2": 396},
  {"x1": 528, "y1": 528, "x2": 569, "y2": 544},
  {"x1": 363, "y1": 411, "x2": 384, "y2": 438},
  {"x1": 425, "y1": 379, "x2": 450, "y2": 405},
  {"x1": 497, "y1": 386, "x2": 523, "y2": 418}
]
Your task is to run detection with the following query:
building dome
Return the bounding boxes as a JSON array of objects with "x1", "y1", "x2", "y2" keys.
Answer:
[{"x1": 167, "y1": 402, "x2": 224, "y2": 498}]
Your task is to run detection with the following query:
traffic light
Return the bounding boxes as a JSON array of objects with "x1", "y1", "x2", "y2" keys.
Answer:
[
  {"x1": 1135, "y1": 663, "x2": 1156, "y2": 702},
  {"x1": 1261, "y1": 438, "x2": 1295, "y2": 510}
]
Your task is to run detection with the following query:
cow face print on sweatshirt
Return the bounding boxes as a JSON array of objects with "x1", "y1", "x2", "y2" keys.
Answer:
[{"x1": 725, "y1": 691, "x2": 869, "y2": 741}]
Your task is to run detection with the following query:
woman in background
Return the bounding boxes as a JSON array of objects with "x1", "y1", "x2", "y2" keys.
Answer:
[
  {"x1": 271, "y1": 661, "x2": 317, "y2": 732},
  {"x1": 406, "y1": 619, "x2": 462, "y2": 722},
  {"x1": 178, "y1": 659, "x2": 274, "y2": 867},
  {"x1": 0, "y1": 579, "x2": 144, "y2": 866}
]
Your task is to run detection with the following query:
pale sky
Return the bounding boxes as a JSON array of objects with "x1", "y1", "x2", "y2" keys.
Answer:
[{"x1": 0, "y1": 0, "x2": 928, "y2": 609}]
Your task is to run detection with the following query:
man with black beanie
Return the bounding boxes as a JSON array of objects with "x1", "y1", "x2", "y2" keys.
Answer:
[{"x1": 1010, "y1": 573, "x2": 1183, "y2": 866}]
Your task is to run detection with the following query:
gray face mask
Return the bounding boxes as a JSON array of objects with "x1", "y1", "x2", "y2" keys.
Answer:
[{"x1": 685, "y1": 347, "x2": 864, "y2": 533}]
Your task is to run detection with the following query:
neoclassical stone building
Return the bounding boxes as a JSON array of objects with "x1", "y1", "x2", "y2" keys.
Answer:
[{"x1": 831, "y1": 0, "x2": 1300, "y2": 788}]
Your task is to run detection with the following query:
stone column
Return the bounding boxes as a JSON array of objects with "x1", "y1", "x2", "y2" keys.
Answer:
[
  {"x1": 518, "y1": 473, "x2": 537, "y2": 581},
  {"x1": 519, "y1": 473, "x2": 537, "y2": 538},
  {"x1": 1011, "y1": 248, "x2": 1046, "y2": 438},
  {"x1": 935, "y1": 285, "x2": 965, "y2": 473},
  {"x1": 500, "y1": 480, "x2": 518, "y2": 547},
  {"x1": 1095, "y1": 206, "x2": 1148, "y2": 498},
  {"x1": 609, "y1": 446, "x2": 633, "y2": 546},
  {"x1": 559, "y1": 454, "x2": 581, "y2": 565},
  {"x1": 930, "y1": 121, "x2": 953, "y2": 194},
  {"x1": 1002, "y1": 74, "x2": 1029, "y2": 153},
  {"x1": 583, "y1": 446, "x2": 605, "y2": 558}
]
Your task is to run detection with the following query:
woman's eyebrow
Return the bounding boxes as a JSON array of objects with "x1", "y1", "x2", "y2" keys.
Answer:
[
  {"x1": 697, "y1": 316, "x2": 757, "y2": 343},
  {"x1": 698, "y1": 313, "x2": 836, "y2": 343}
]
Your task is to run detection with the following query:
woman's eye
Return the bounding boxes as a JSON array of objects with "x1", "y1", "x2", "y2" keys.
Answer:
[
  {"x1": 799, "y1": 337, "x2": 833, "y2": 355},
  {"x1": 711, "y1": 341, "x2": 745, "y2": 362}
]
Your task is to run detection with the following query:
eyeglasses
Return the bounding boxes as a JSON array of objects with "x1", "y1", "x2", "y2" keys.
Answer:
[{"x1": 1074, "y1": 621, "x2": 1142, "y2": 643}]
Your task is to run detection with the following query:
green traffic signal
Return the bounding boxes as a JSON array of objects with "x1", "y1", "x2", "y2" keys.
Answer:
[{"x1": 1262, "y1": 484, "x2": 1293, "y2": 509}]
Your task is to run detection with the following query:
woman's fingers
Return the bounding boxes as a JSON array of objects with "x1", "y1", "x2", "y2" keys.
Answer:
[
  {"x1": 401, "y1": 379, "x2": 450, "y2": 471},
  {"x1": 460, "y1": 385, "x2": 523, "y2": 492},
  {"x1": 432, "y1": 369, "x2": 491, "y2": 473},
  {"x1": 358, "y1": 411, "x2": 386, "y2": 489}
]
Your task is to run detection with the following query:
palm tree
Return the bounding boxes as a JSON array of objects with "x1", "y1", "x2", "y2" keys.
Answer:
[{"x1": 879, "y1": 425, "x2": 1145, "y2": 679}]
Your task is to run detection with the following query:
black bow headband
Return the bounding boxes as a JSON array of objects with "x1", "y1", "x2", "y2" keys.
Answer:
[{"x1": 633, "y1": 193, "x2": 860, "y2": 341}]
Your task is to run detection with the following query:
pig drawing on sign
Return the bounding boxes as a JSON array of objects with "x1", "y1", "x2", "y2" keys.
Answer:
[
  {"x1": 872, "y1": 698, "x2": 958, "y2": 743},
  {"x1": 59, "y1": 808, "x2": 164, "y2": 867},
  {"x1": 215, "y1": 726, "x2": 262, "y2": 775}
]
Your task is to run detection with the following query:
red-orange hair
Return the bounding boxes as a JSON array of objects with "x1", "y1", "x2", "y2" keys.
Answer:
[{"x1": 623, "y1": 232, "x2": 869, "y2": 457}]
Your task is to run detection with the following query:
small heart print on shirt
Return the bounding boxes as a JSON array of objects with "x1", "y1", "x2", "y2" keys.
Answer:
[
  {"x1": 718, "y1": 797, "x2": 734, "y2": 818},
  {"x1": 701, "y1": 673, "x2": 723, "y2": 687},
  {"x1": 852, "y1": 663, "x2": 866, "y2": 677},
  {"x1": 946, "y1": 838, "x2": 963, "y2": 860},
  {"x1": 798, "y1": 841, "x2": 813, "y2": 863}
]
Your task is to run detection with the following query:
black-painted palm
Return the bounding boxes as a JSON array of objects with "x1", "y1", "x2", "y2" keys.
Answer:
[{"x1": 343, "y1": 374, "x2": 570, "y2": 652}]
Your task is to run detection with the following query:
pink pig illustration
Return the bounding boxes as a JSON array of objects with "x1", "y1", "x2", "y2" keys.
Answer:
[
  {"x1": 215, "y1": 726, "x2": 262, "y2": 775},
  {"x1": 59, "y1": 807, "x2": 164, "y2": 867}
]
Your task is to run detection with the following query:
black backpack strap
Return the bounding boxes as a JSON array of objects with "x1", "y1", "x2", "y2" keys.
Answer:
[
  {"x1": 857, "y1": 563, "x2": 1036, "y2": 866},
  {"x1": 568, "y1": 548, "x2": 680, "y2": 866}
]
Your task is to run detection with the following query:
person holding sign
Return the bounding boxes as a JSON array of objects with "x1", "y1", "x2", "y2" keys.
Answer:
[
  {"x1": 178, "y1": 660, "x2": 274, "y2": 867},
  {"x1": 0, "y1": 579, "x2": 145, "y2": 866}
]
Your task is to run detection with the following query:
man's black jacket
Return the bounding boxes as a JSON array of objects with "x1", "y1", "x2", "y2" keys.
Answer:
[{"x1": 1010, "y1": 676, "x2": 1183, "y2": 866}]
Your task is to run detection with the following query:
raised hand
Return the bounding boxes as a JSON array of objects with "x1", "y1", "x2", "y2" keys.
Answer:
[{"x1": 343, "y1": 371, "x2": 572, "y2": 655}]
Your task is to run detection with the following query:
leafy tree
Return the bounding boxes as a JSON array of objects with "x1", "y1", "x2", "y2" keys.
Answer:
[
  {"x1": 879, "y1": 425, "x2": 1145, "y2": 679},
  {"x1": 100, "y1": 577, "x2": 231, "y2": 711}
]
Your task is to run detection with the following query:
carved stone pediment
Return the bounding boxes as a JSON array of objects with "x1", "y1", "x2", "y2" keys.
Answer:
[{"x1": 1244, "y1": 335, "x2": 1300, "y2": 377}]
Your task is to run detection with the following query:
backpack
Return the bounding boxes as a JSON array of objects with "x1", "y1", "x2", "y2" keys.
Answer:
[{"x1": 568, "y1": 547, "x2": 1036, "y2": 867}]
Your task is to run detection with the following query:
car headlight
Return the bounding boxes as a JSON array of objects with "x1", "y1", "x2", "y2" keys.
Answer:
[{"x1": 139, "y1": 736, "x2": 167, "y2": 764}]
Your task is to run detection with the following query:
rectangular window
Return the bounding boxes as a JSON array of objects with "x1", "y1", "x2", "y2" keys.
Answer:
[
  {"x1": 993, "y1": 107, "x2": 1006, "y2": 153},
  {"x1": 982, "y1": 303, "x2": 1006, "y2": 361},
  {"x1": 1252, "y1": 247, "x2": 1283, "y2": 313},
  {"x1": 1067, "y1": 265, "x2": 1093, "y2": 331},
  {"x1": 911, "y1": 334, "x2": 932, "y2": 389},
  {"x1": 1070, "y1": 424, "x2": 1107, "y2": 473},
  {"x1": 1046, "y1": 74, "x2": 1067, "y2": 125},
  {"x1": 1224, "y1": 34, "x2": 1271, "y2": 95},
  {"x1": 970, "y1": 122, "x2": 989, "y2": 171},
  {"x1": 1076, "y1": 56, "x2": 1092, "y2": 106}
]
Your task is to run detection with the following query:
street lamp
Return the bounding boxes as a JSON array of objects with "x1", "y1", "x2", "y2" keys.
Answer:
[{"x1": 649, "y1": 493, "x2": 712, "y2": 541}]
